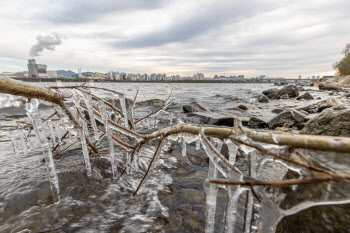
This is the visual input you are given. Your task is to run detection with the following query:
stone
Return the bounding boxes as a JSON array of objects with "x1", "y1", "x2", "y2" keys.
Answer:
[
  {"x1": 262, "y1": 88, "x2": 279, "y2": 99},
  {"x1": 236, "y1": 104, "x2": 248, "y2": 111},
  {"x1": 301, "y1": 107, "x2": 350, "y2": 136},
  {"x1": 257, "y1": 95, "x2": 269, "y2": 103},
  {"x1": 272, "y1": 108, "x2": 284, "y2": 114},
  {"x1": 187, "y1": 112, "x2": 235, "y2": 127},
  {"x1": 247, "y1": 117, "x2": 268, "y2": 129},
  {"x1": 296, "y1": 92, "x2": 314, "y2": 100},
  {"x1": 268, "y1": 109, "x2": 306, "y2": 129},
  {"x1": 278, "y1": 85, "x2": 299, "y2": 98},
  {"x1": 279, "y1": 94, "x2": 289, "y2": 99},
  {"x1": 326, "y1": 97, "x2": 343, "y2": 107},
  {"x1": 318, "y1": 104, "x2": 333, "y2": 113},
  {"x1": 298, "y1": 110, "x2": 309, "y2": 115},
  {"x1": 318, "y1": 82, "x2": 342, "y2": 91},
  {"x1": 183, "y1": 102, "x2": 207, "y2": 113},
  {"x1": 298, "y1": 104, "x2": 318, "y2": 114}
]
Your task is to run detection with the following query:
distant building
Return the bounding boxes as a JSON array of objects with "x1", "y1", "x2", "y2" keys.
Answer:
[{"x1": 27, "y1": 59, "x2": 48, "y2": 78}]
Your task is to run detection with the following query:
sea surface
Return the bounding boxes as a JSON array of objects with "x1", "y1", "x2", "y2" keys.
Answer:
[{"x1": 0, "y1": 82, "x2": 328, "y2": 232}]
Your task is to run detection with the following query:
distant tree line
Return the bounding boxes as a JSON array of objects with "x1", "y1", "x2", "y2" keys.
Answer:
[{"x1": 334, "y1": 43, "x2": 350, "y2": 75}]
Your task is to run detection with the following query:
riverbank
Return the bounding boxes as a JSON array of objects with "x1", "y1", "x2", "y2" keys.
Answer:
[{"x1": 12, "y1": 77, "x2": 308, "y2": 84}]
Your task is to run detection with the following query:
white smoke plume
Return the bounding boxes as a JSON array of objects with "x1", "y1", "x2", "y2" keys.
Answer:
[{"x1": 29, "y1": 33, "x2": 63, "y2": 57}]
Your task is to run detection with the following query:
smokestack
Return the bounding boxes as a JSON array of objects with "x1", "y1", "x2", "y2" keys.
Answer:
[{"x1": 29, "y1": 32, "x2": 63, "y2": 57}]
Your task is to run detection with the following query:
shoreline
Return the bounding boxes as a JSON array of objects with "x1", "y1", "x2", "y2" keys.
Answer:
[{"x1": 12, "y1": 77, "x2": 308, "y2": 84}]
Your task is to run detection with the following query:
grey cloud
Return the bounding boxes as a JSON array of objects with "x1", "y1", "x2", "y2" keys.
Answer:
[
  {"x1": 29, "y1": 33, "x2": 63, "y2": 57},
  {"x1": 42, "y1": 0, "x2": 166, "y2": 24},
  {"x1": 113, "y1": 0, "x2": 274, "y2": 47}
]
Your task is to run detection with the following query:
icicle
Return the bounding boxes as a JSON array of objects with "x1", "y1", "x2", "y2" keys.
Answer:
[
  {"x1": 83, "y1": 92, "x2": 99, "y2": 140},
  {"x1": 226, "y1": 139, "x2": 238, "y2": 165},
  {"x1": 119, "y1": 94, "x2": 129, "y2": 129},
  {"x1": 205, "y1": 159, "x2": 219, "y2": 233},
  {"x1": 25, "y1": 99, "x2": 60, "y2": 204},
  {"x1": 199, "y1": 132, "x2": 242, "y2": 179},
  {"x1": 169, "y1": 112, "x2": 173, "y2": 125},
  {"x1": 9, "y1": 131, "x2": 19, "y2": 154},
  {"x1": 126, "y1": 152, "x2": 132, "y2": 174},
  {"x1": 196, "y1": 138, "x2": 200, "y2": 150},
  {"x1": 55, "y1": 121, "x2": 62, "y2": 143},
  {"x1": 181, "y1": 137, "x2": 187, "y2": 156},
  {"x1": 94, "y1": 114, "x2": 142, "y2": 141},
  {"x1": 79, "y1": 119, "x2": 92, "y2": 176},
  {"x1": 18, "y1": 129, "x2": 28, "y2": 155},
  {"x1": 100, "y1": 103, "x2": 118, "y2": 179},
  {"x1": 244, "y1": 151, "x2": 257, "y2": 233},
  {"x1": 48, "y1": 121, "x2": 57, "y2": 147},
  {"x1": 224, "y1": 139, "x2": 240, "y2": 233}
]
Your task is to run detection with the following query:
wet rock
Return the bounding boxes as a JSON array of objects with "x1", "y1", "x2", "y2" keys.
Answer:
[
  {"x1": 325, "y1": 97, "x2": 343, "y2": 107},
  {"x1": 268, "y1": 109, "x2": 306, "y2": 129},
  {"x1": 279, "y1": 94, "x2": 289, "y2": 99},
  {"x1": 257, "y1": 94, "x2": 269, "y2": 103},
  {"x1": 297, "y1": 104, "x2": 318, "y2": 114},
  {"x1": 183, "y1": 102, "x2": 207, "y2": 113},
  {"x1": 277, "y1": 204, "x2": 350, "y2": 233},
  {"x1": 302, "y1": 107, "x2": 350, "y2": 136},
  {"x1": 262, "y1": 88, "x2": 279, "y2": 99},
  {"x1": 247, "y1": 117, "x2": 268, "y2": 129},
  {"x1": 236, "y1": 104, "x2": 248, "y2": 111},
  {"x1": 187, "y1": 112, "x2": 235, "y2": 127},
  {"x1": 278, "y1": 85, "x2": 299, "y2": 99},
  {"x1": 297, "y1": 92, "x2": 314, "y2": 100},
  {"x1": 318, "y1": 104, "x2": 333, "y2": 113},
  {"x1": 271, "y1": 109, "x2": 284, "y2": 114},
  {"x1": 318, "y1": 82, "x2": 342, "y2": 91}
]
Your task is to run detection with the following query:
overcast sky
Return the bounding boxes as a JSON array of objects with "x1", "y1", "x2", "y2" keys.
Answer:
[{"x1": 0, "y1": 0, "x2": 349, "y2": 78}]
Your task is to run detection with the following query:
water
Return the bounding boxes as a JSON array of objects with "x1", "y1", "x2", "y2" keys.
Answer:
[{"x1": 0, "y1": 82, "x2": 338, "y2": 232}]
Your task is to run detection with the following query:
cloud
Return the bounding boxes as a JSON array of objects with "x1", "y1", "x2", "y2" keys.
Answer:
[
  {"x1": 113, "y1": 0, "x2": 274, "y2": 47},
  {"x1": 42, "y1": 0, "x2": 166, "y2": 24},
  {"x1": 29, "y1": 33, "x2": 64, "y2": 57}
]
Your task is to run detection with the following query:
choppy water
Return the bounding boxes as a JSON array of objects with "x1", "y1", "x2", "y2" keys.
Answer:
[{"x1": 0, "y1": 82, "x2": 328, "y2": 232}]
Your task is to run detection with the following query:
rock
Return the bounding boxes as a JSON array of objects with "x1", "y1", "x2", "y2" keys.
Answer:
[
  {"x1": 272, "y1": 108, "x2": 284, "y2": 114},
  {"x1": 319, "y1": 82, "x2": 342, "y2": 91},
  {"x1": 262, "y1": 88, "x2": 279, "y2": 99},
  {"x1": 297, "y1": 92, "x2": 314, "y2": 100},
  {"x1": 187, "y1": 112, "x2": 235, "y2": 127},
  {"x1": 247, "y1": 117, "x2": 268, "y2": 129},
  {"x1": 277, "y1": 204, "x2": 350, "y2": 233},
  {"x1": 236, "y1": 104, "x2": 248, "y2": 111},
  {"x1": 316, "y1": 97, "x2": 321, "y2": 100},
  {"x1": 326, "y1": 97, "x2": 343, "y2": 107},
  {"x1": 268, "y1": 109, "x2": 306, "y2": 129},
  {"x1": 297, "y1": 87, "x2": 305, "y2": 91},
  {"x1": 297, "y1": 104, "x2": 319, "y2": 114},
  {"x1": 318, "y1": 104, "x2": 333, "y2": 113},
  {"x1": 279, "y1": 94, "x2": 289, "y2": 99},
  {"x1": 278, "y1": 85, "x2": 299, "y2": 98},
  {"x1": 257, "y1": 95, "x2": 269, "y2": 103},
  {"x1": 183, "y1": 102, "x2": 207, "y2": 113},
  {"x1": 310, "y1": 83, "x2": 314, "y2": 86},
  {"x1": 302, "y1": 107, "x2": 350, "y2": 136}
]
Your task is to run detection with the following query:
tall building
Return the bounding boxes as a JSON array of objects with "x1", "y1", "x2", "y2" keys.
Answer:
[
  {"x1": 27, "y1": 59, "x2": 39, "y2": 78},
  {"x1": 27, "y1": 59, "x2": 47, "y2": 78}
]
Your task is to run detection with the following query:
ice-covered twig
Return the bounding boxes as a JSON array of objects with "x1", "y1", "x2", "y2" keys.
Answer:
[{"x1": 134, "y1": 84, "x2": 173, "y2": 124}]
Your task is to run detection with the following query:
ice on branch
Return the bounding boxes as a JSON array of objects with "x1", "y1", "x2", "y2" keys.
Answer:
[{"x1": 25, "y1": 99, "x2": 60, "y2": 204}]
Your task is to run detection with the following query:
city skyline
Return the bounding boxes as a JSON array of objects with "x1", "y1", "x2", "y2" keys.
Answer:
[{"x1": 1, "y1": 0, "x2": 350, "y2": 78}]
